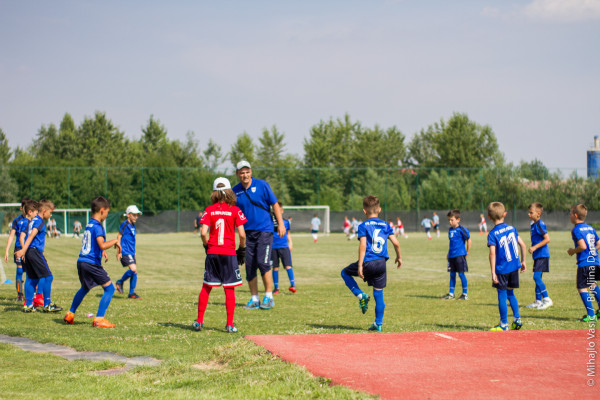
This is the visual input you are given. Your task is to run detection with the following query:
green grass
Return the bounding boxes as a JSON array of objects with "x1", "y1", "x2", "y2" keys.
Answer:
[{"x1": 0, "y1": 231, "x2": 592, "y2": 399}]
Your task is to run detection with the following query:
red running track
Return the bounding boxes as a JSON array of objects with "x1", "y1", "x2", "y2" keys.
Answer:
[{"x1": 247, "y1": 330, "x2": 598, "y2": 399}]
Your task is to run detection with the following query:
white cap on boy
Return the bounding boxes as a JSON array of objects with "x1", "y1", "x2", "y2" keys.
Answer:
[
  {"x1": 125, "y1": 205, "x2": 142, "y2": 215},
  {"x1": 213, "y1": 177, "x2": 232, "y2": 191}
]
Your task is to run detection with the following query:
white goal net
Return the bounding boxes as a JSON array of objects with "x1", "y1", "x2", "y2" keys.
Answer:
[{"x1": 280, "y1": 205, "x2": 330, "y2": 235}]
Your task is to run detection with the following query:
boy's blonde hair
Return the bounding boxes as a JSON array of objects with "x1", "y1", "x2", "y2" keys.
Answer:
[
  {"x1": 38, "y1": 199, "x2": 55, "y2": 211},
  {"x1": 529, "y1": 202, "x2": 543, "y2": 213},
  {"x1": 363, "y1": 195, "x2": 380, "y2": 215},
  {"x1": 487, "y1": 201, "x2": 505, "y2": 222},
  {"x1": 571, "y1": 203, "x2": 588, "y2": 220},
  {"x1": 210, "y1": 187, "x2": 237, "y2": 206}
]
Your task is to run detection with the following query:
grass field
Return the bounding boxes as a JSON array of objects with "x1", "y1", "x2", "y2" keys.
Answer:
[{"x1": 0, "y1": 230, "x2": 593, "y2": 399}]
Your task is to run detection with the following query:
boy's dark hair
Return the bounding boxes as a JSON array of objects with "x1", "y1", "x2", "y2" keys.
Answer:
[
  {"x1": 571, "y1": 203, "x2": 588, "y2": 220},
  {"x1": 23, "y1": 200, "x2": 38, "y2": 214},
  {"x1": 38, "y1": 199, "x2": 55, "y2": 211},
  {"x1": 20, "y1": 197, "x2": 31, "y2": 207},
  {"x1": 447, "y1": 209, "x2": 461, "y2": 219},
  {"x1": 210, "y1": 187, "x2": 237, "y2": 206},
  {"x1": 487, "y1": 202, "x2": 505, "y2": 222},
  {"x1": 91, "y1": 196, "x2": 111, "y2": 213},
  {"x1": 363, "y1": 195, "x2": 380, "y2": 214},
  {"x1": 529, "y1": 202, "x2": 543, "y2": 212}
]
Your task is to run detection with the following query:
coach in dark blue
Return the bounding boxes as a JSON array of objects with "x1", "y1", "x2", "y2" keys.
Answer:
[{"x1": 233, "y1": 160, "x2": 285, "y2": 310}]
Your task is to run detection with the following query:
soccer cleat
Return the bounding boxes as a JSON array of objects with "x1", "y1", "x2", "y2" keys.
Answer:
[
  {"x1": 225, "y1": 324, "x2": 238, "y2": 333},
  {"x1": 92, "y1": 317, "x2": 116, "y2": 328},
  {"x1": 64, "y1": 311, "x2": 75, "y2": 324},
  {"x1": 43, "y1": 303, "x2": 63, "y2": 313},
  {"x1": 128, "y1": 293, "x2": 141, "y2": 299},
  {"x1": 490, "y1": 323, "x2": 509, "y2": 331},
  {"x1": 457, "y1": 294, "x2": 469, "y2": 301},
  {"x1": 17, "y1": 294, "x2": 24, "y2": 302},
  {"x1": 537, "y1": 298, "x2": 553, "y2": 310},
  {"x1": 511, "y1": 318, "x2": 523, "y2": 330},
  {"x1": 441, "y1": 293, "x2": 455, "y2": 300},
  {"x1": 597, "y1": 309, "x2": 600, "y2": 318},
  {"x1": 359, "y1": 293, "x2": 370, "y2": 314},
  {"x1": 116, "y1": 281, "x2": 124, "y2": 294},
  {"x1": 525, "y1": 300, "x2": 542, "y2": 309},
  {"x1": 22, "y1": 305, "x2": 36, "y2": 313},
  {"x1": 260, "y1": 296, "x2": 274, "y2": 310},
  {"x1": 244, "y1": 299, "x2": 260, "y2": 309},
  {"x1": 368, "y1": 323, "x2": 383, "y2": 332},
  {"x1": 580, "y1": 314, "x2": 598, "y2": 323},
  {"x1": 192, "y1": 321, "x2": 203, "y2": 331},
  {"x1": 288, "y1": 286, "x2": 297, "y2": 293},
  {"x1": 273, "y1": 288, "x2": 280, "y2": 295}
]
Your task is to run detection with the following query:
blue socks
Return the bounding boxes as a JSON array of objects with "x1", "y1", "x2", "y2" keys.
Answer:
[
  {"x1": 449, "y1": 273, "x2": 456, "y2": 295},
  {"x1": 25, "y1": 278, "x2": 39, "y2": 307},
  {"x1": 70, "y1": 287, "x2": 90, "y2": 313},
  {"x1": 15, "y1": 267, "x2": 23, "y2": 283},
  {"x1": 97, "y1": 284, "x2": 115, "y2": 318},
  {"x1": 130, "y1": 273, "x2": 137, "y2": 295},
  {"x1": 36, "y1": 277, "x2": 45, "y2": 295},
  {"x1": 533, "y1": 271, "x2": 548, "y2": 299},
  {"x1": 120, "y1": 269, "x2": 134, "y2": 283},
  {"x1": 373, "y1": 289, "x2": 385, "y2": 326},
  {"x1": 273, "y1": 269, "x2": 279, "y2": 289},
  {"x1": 341, "y1": 269, "x2": 363, "y2": 297},
  {"x1": 581, "y1": 292, "x2": 595, "y2": 317},
  {"x1": 43, "y1": 275, "x2": 54, "y2": 306},
  {"x1": 458, "y1": 272, "x2": 467, "y2": 295},
  {"x1": 286, "y1": 268, "x2": 295, "y2": 287},
  {"x1": 497, "y1": 290, "x2": 508, "y2": 324},
  {"x1": 507, "y1": 289, "x2": 520, "y2": 319}
]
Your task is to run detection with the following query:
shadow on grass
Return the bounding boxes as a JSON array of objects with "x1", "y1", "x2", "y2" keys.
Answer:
[
  {"x1": 210, "y1": 302, "x2": 248, "y2": 307},
  {"x1": 306, "y1": 323, "x2": 364, "y2": 331},
  {"x1": 157, "y1": 321, "x2": 223, "y2": 332},
  {"x1": 405, "y1": 294, "x2": 444, "y2": 300},
  {"x1": 522, "y1": 314, "x2": 573, "y2": 322},
  {"x1": 432, "y1": 323, "x2": 487, "y2": 331}
]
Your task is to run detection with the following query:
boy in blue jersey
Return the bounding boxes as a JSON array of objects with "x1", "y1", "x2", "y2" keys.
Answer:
[
  {"x1": 340, "y1": 195, "x2": 402, "y2": 332},
  {"x1": 567, "y1": 203, "x2": 600, "y2": 322},
  {"x1": 271, "y1": 204, "x2": 296, "y2": 294},
  {"x1": 16, "y1": 199, "x2": 63, "y2": 313},
  {"x1": 525, "y1": 202, "x2": 553, "y2": 310},
  {"x1": 487, "y1": 202, "x2": 526, "y2": 331},
  {"x1": 63, "y1": 196, "x2": 121, "y2": 328},
  {"x1": 4, "y1": 197, "x2": 31, "y2": 301},
  {"x1": 442, "y1": 209, "x2": 471, "y2": 300},
  {"x1": 116, "y1": 205, "x2": 143, "y2": 299}
]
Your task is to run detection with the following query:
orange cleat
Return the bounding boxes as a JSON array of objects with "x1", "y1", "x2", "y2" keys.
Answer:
[
  {"x1": 288, "y1": 286, "x2": 297, "y2": 293},
  {"x1": 92, "y1": 317, "x2": 116, "y2": 328},
  {"x1": 63, "y1": 311, "x2": 75, "y2": 324}
]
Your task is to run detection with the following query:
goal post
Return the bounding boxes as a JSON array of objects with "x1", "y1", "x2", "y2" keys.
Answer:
[
  {"x1": 54, "y1": 208, "x2": 92, "y2": 236},
  {"x1": 280, "y1": 205, "x2": 330, "y2": 235}
]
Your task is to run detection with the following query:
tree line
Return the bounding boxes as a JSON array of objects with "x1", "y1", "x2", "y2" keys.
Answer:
[{"x1": 0, "y1": 112, "x2": 598, "y2": 212}]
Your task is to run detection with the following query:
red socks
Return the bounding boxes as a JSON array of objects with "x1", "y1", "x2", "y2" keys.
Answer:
[
  {"x1": 197, "y1": 284, "x2": 236, "y2": 327},
  {"x1": 224, "y1": 287, "x2": 236, "y2": 327},
  {"x1": 197, "y1": 284, "x2": 212, "y2": 323}
]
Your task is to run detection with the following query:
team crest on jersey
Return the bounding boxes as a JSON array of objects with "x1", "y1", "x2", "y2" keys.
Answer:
[{"x1": 251, "y1": 187, "x2": 256, "y2": 193}]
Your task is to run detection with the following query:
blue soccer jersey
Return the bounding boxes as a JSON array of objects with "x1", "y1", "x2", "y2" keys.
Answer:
[
  {"x1": 233, "y1": 178, "x2": 278, "y2": 232},
  {"x1": 27, "y1": 216, "x2": 47, "y2": 252},
  {"x1": 530, "y1": 219, "x2": 550, "y2": 259},
  {"x1": 359, "y1": 218, "x2": 394, "y2": 262},
  {"x1": 487, "y1": 223, "x2": 521, "y2": 275},
  {"x1": 119, "y1": 220, "x2": 136, "y2": 256},
  {"x1": 571, "y1": 223, "x2": 600, "y2": 267},
  {"x1": 273, "y1": 219, "x2": 290, "y2": 249},
  {"x1": 78, "y1": 219, "x2": 106, "y2": 265},
  {"x1": 448, "y1": 225, "x2": 470, "y2": 258},
  {"x1": 11, "y1": 215, "x2": 27, "y2": 250}
]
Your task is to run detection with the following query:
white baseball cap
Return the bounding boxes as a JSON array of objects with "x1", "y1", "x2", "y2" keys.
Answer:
[
  {"x1": 236, "y1": 160, "x2": 251, "y2": 171},
  {"x1": 125, "y1": 205, "x2": 142, "y2": 215},
  {"x1": 213, "y1": 177, "x2": 232, "y2": 191}
]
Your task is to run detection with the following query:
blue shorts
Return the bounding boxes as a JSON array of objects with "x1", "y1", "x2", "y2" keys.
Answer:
[
  {"x1": 343, "y1": 259, "x2": 387, "y2": 289},
  {"x1": 577, "y1": 266, "x2": 599, "y2": 289},
  {"x1": 533, "y1": 257, "x2": 549, "y2": 273},
  {"x1": 447, "y1": 256, "x2": 468, "y2": 273},
  {"x1": 23, "y1": 248, "x2": 52, "y2": 279},
  {"x1": 77, "y1": 261, "x2": 111, "y2": 291},
  {"x1": 245, "y1": 231, "x2": 273, "y2": 281},
  {"x1": 272, "y1": 248, "x2": 293, "y2": 268},
  {"x1": 120, "y1": 254, "x2": 137, "y2": 267},
  {"x1": 311, "y1": 229, "x2": 318, "y2": 234},
  {"x1": 204, "y1": 254, "x2": 243, "y2": 287},
  {"x1": 493, "y1": 269, "x2": 519, "y2": 290},
  {"x1": 13, "y1": 251, "x2": 22, "y2": 266},
  {"x1": 424, "y1": 227, "x2": 431, "y2": 233}
]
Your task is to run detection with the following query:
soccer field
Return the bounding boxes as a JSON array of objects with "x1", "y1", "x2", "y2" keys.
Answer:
[{"x1": 0, "y1": 231, "x2": 590, "y2": 399}]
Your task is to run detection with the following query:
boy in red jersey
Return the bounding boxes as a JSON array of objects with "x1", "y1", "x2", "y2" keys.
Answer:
[{"x1": 194, "y1": 177, "x2": 247, "y2": 333}]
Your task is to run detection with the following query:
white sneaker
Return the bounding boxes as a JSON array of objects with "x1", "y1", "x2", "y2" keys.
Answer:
[
  {"x1": 525, "y1": 300, "x2": 542, "y2": 309},
  {"x1": 537, "y1": 298, "x2": 553, "y2": 310}
]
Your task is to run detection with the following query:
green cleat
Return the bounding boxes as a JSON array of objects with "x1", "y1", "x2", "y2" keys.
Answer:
[
  {"x1": 368, "y1": 323, "x2": 382, "y2": 332},
  {"x1": 192, "y1": 321, "x2": 203, "y2": 331},
  {"x1": 490, "y1": 323, "x2": 509, "y2": 331},
  {"x1": 511, "y1": 318, "x2": 523, "y2": 330},
  {"x1": 580, "y1": 314, "x2": 598, "y2": 322},
  {"x1": 359, "y1": 293, "x2": 370, "y2": 314},
  {"x1": 22, "y1": 305, "x2": 36, "y2": 313}
]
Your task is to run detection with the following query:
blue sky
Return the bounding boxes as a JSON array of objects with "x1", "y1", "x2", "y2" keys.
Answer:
[{"x1": 1, "y1": 0, "x2": 599, "y2": 171}]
